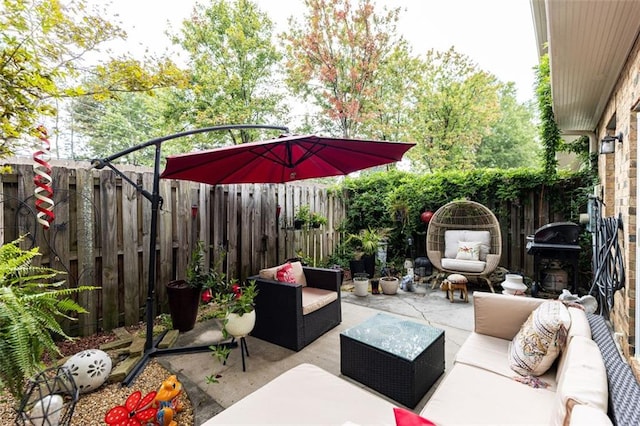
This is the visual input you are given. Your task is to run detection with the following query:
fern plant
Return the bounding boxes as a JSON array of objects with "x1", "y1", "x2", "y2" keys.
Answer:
[{"x1": 0, "y1": 237, "x2": 98, "y2": 400}]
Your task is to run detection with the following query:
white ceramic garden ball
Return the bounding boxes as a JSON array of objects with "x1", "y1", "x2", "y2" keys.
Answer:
[{"x1": 62, "y1": 349, "x2": 112, "y2": 394}]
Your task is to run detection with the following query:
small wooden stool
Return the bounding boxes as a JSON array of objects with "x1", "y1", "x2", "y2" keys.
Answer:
[{"x1": 441, "y1": 273, "x2": 469, "y2": 303}]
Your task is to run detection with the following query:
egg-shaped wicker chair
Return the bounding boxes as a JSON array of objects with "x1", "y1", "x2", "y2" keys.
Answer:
[{"x1": 426, "y1": 200, "x2": 502, "y2": 292}]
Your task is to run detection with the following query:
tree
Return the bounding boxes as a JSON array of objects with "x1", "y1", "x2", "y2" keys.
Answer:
[
  {"x1": 475, "y1": 82, "x2": 540, "y2": 169},
  {"x1": 359, "y1": 44, "x2": 423, "y2": 143},
  {"x1": 407, "y1": 48, "x2": 500, "y2": 172},
  {"x1": 0, "y1": 0, "x2": 185, "y2": 158},
  {"x1": 167, "y1": 0, "x2": 287, "y2": 145},
  {"x1": 69, "y1": 90, "x2": 174, "y2": 165},
  {"x1": 283, "y1": 0, "x2": 402, "y2": 138}
]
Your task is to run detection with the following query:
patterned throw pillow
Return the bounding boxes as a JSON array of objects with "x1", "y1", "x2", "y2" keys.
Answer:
[
  {"x1": 455, "y1": 241, "x2": 481, "y2": 261},
  {"x1": 509, "y1": 300, "x2": 571, "y2": 376},
  {"x1": 276, "y1": 263, "x2": 297, "y2": 283}
]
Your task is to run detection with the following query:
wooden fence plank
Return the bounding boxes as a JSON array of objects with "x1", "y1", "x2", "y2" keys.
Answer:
[
  {"x1": 76, "y1": 168, "x2": 97, "y2": 336},
  {"x1": 122, "y1": 171, "x2": 140, "y2": 326},
  {"x1": 265, "y1": 184, "x2": 277, "y2": 268},
  {"x1": 227, "y1": 185, "x2": 239, "y2": 280},
  {"x1": 249, "y1": 184, "x2": 262, "y2": 275},
  {"x1": 212, "y1": 185, "x2": 225, "y2": 273},
  {"x1": 100, "y1": 170, "x2": 119, "y2": 331},
  {"x1": 158, "y1": 179, "x2": 173, "y2": 312},
  {"x1": 241, "y1": 185, "x2": 253, "y2": 279},
  {"x1": 140, "y1": 172, "x2": 153, "y2": 312}
]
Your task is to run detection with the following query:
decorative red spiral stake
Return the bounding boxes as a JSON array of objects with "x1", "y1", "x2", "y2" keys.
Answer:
[{"x1": 33, "y1": 125, "x2": 55, "y2": 230}]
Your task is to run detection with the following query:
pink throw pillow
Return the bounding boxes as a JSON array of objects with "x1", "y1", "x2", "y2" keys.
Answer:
[
  {"x1": 393, "y1": 407, "x2": 436, "y2": 426},
  {"x1": 276, "y1": 263, "x2": 297, "y2": 283}
]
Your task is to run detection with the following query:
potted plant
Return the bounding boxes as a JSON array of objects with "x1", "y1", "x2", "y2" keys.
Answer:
[
  {"x1": 166, "y1": 241, "x2": 212, "y2": 332},
  {"x1": 380, "y1": 262, "x2": 400, "y2": 295},
  {"x1": 213, "y1": 279, "x2": 258, "y2": 338},
  {"x1": 352, "y1": 272, "x2": 369, "y2": 297},
  {"x1": 294, "y1": 205, "x2": 311, "y2": 229},
  {"x1": 310, "y1": 212, "x2": 327, "y2": 228},
  {"x1": 347, "y1": 227, "x2": 389, "y2": 279}
]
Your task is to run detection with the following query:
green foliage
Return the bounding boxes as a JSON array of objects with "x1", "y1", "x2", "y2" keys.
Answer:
[
  {"x1": 346, "y1": 227, "x2": 389, "y2": 256},
  {"x1": 1, "y1": 0, "x2": 185, "y2": 157},
  {"x1": 475, "y1": 83, "x2": 541, "y2": 169},
  {"x1": 535, "y1": 53, "x2": 561, "y2": 177},
  {"x1": 407, "y1": 47, "x2": 501, "y2": 172},
  {"x1": 294, "y1": 205, "x2": 311, "y2": 223},
  {"x1": 335, "y1": 168, "x2": 591, "y2": 262},
  {"x1": 284, "y1": 0, "x2": 402, "y2": 137},
  {"x1": 168, "y1": 0, "x2": 287, "y2": 138},
  {"x1": 0, "y1": 237, "x2": 98, "y2": 400}
]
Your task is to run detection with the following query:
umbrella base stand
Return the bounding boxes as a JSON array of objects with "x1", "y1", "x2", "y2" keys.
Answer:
[{"x1": 122, "y1": 330, "x2": 238, "y2": 386}]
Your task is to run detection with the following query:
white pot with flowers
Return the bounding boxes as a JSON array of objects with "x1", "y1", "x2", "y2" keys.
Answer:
[{"x1": 214, "y1": 280, "x2": 258, "y2": 338}]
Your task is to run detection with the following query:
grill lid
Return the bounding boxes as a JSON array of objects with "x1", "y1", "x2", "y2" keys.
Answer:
[{"x1": 531, "y1": 221, "x2": 580, "y2": 245}]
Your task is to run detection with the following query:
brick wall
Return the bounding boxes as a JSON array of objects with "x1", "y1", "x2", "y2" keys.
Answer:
[{"x1": 597, "y1": 31, "x2": 640, "y2": 359}]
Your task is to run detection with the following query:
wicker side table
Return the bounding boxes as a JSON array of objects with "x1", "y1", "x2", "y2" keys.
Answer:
[{"x1": 340, "y1": 313, "x2": 445, "y2": 408}]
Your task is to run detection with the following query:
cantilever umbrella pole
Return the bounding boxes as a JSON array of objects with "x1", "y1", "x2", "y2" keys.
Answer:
[{"x1": 91, "y1": 124, "x2": 289, "y2": 386}]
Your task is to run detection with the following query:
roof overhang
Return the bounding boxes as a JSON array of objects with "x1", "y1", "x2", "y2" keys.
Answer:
[{"x1": 530, "y1": 0, "x2": 640, "y2": 133}]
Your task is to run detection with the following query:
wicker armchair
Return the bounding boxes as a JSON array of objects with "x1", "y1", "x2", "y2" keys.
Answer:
[
  {"x1": 249, "y1": 266, "x2": 342, "y2": 351},
  {"x1": 426, "y1": 200, "x2": 502, "y2": 292}
]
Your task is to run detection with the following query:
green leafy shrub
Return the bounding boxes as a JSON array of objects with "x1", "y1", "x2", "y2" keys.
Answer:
[{"x1": 0, "y1": 237, "x2": 98, "y2": 400}]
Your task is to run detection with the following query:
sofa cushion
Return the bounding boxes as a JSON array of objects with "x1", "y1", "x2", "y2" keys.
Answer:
[
  {"x1": 444, "y1": 230, "x2": 491, "y2": 260},
  {"x1": 455, "y1": 332, "x2": 558, "y2": 390},
  {"x1": 567, "y1": 307, "x2": 591, "y2": 341},
  {"x1": 421, "y1": 363, "x2": 556, "y2": 425},
  {"x1": 455, "y1": 241, "x2": 481, "y2": 260},
  {"x1": 201, "y1": 363, "x2": 397, "y2": 425},
  {"x1": 509, "y1": 300, "x2": 571, "y2": 376},
  {"x1": 551, "y1": 336, "x2": 608, "y2": 426},
  {"x1": 302, "y1": 287, "x2": 337, "y2": 315},
  {"x1": 441, "y1": 257, "x2": 486, "y2": 273},
  {"x1": 568, "y1": 405, "x2": 613, "y2": 426},
  {"x1": 259, "y1": 261, "x2": 307, "y2": 286},
  {"x1": 474, "y1": 292, "x2": 545, "y2": 340}
]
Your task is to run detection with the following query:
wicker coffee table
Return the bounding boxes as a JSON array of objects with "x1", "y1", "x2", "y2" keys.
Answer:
[{"x1": 340, "y1": 313, "x2": 445, "y2": 408}]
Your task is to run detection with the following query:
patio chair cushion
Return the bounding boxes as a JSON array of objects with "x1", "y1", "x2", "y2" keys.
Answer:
[
  {"x1": 444, "y1": 230, "x2": 491, "y2": 260},
  {"x1": 441, "y1": 258, "x2": 486, "y2": 273},
  {"x1": 509, "y1": 300, "x2": 571, "y2": 376},
  {"x1": 259, "y1": 261, "x2": 307, "y2": 286},
  {"x1": 302, "y1": 287, "x2": 338, "y2": 315}
]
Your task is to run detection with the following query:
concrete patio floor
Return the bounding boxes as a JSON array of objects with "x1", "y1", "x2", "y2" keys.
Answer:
[{"x1": 157, "y1": 282, "x2": 479, "y2": 425}]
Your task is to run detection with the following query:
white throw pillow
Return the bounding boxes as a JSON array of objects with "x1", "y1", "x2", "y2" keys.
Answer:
[
  {"x1": 509, "y1": 300, "x2": 571, "y2": 376},
  {"x1": 456, "y1": 241, "x2": 481, "y2": 261}
]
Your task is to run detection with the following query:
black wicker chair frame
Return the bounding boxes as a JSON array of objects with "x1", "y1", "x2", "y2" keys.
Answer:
[{"x1": 249, "y1": 267, "x2": 342, "y2": 351}]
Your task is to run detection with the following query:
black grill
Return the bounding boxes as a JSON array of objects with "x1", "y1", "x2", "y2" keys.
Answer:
[{"x1": 526, "y1": 222, "x2": 581, "y2": 293}]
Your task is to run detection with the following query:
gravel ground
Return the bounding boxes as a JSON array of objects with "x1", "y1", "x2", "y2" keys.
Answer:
[{"x1": 0, "y1": 324, "x2": 195, "y2": 425}]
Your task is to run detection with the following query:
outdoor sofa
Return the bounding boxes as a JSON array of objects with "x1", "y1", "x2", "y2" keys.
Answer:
[
  {"x1": 203, "y1": 291, "x2": 640, "y2": 425},
  {"x1": 249, "y1": 262, "x2": 342, "y2": 351}
]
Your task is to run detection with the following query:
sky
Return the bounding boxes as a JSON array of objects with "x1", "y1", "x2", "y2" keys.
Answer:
[{"x1": 99, "y1": 0, "x2": 539, "y2": 102}]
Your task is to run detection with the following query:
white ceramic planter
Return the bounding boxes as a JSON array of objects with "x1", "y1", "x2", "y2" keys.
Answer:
[
  {"x1": 353, "y1": 278, "x2": 369, "y2": 297},
  {"x1": 380, "y1": 277, "x2": 399, "y2": 295},
  {"x1": 501, "y1": 274, "x2": 527, "y2": 296},
  {"x1": 225, "y1": 310, "x2": 256, "y2": 338}
]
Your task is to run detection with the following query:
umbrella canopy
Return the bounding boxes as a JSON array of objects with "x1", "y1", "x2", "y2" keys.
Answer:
[{"x1": 160, "y1": 134, "x2": 415, "y2": 185}]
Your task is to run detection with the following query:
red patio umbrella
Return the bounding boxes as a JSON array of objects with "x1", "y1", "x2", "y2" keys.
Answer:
[{"x1": 160, "y1": 134, "x2": 415, "y2": 185}]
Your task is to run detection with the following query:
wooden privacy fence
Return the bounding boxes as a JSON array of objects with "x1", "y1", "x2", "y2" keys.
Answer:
[
  {"x1": 1, "y1": 158, "x2": 586, "y2": 336},
  {"x1": 0, "y1": 158, "x2": 345, "y2": 336}
]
